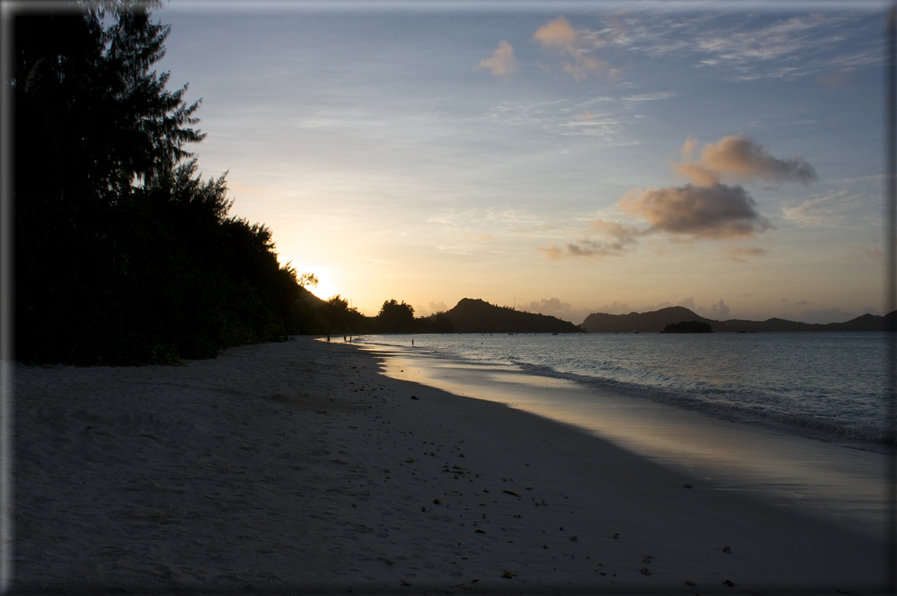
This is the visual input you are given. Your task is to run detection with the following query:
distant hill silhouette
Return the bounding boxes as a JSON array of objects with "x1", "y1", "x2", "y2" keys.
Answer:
[
  {"x1": 580, "y1": 306, "x2": 897, "y2": 333},
  {"x1": 445, "y1": 298, "x2": 580, "y2": 333}
]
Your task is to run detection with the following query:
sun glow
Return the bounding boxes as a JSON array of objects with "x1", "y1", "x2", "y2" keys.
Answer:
[{"x1": 295, "y1": 263, "x2": 340, "y2": 303}]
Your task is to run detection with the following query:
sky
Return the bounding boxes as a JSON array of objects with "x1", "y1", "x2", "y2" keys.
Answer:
[{"x1": 156, "y1": 0, "x2": 889, "y2": 324}]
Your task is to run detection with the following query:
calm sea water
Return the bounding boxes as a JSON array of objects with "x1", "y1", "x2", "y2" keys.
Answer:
[{"x1": 356, "y1": 332, "x2": 889, "y2": 446}]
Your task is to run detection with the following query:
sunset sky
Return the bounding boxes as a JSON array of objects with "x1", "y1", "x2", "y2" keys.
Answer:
[{"x1": 157, "y1": 1, "x2": 888, "y2": 324}]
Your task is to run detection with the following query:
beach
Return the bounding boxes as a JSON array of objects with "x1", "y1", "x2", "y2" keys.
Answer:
[{"x1": 13, "y1": 337, "x2": 890, "y2": 594}]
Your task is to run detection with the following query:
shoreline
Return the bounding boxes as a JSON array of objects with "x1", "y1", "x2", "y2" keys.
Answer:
[
  {"x1": 360, "y1": 337, "x2": 890, "y2": 541},
  {"x1": 14, "y1": 338, "x2": 891, "y2": 593}
]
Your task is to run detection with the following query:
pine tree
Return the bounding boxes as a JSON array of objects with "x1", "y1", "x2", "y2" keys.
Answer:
[{"x1": 14, "y1": 2, "x2": 312, "y2": 363}]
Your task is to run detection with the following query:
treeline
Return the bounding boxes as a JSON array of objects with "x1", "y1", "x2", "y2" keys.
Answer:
[
  {"x1": 14, "y1": 3, "x2": 499, "y2": 365},
  {"x1": 14, "y1": 2, "x2": 331, "y2": 364},
  {"x1": 306, "y1": 298, "x2": 454, "y2": 336}
]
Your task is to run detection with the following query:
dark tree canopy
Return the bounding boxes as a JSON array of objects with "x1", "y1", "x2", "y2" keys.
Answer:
[
  {"x1": 377, "y1": 299, "x2": 415, "y2": 333},
  {"x1": 663, "y1": 321, "x2": 713, "y2": 334},
  {"x1": 323, "y1": 295, "x2": 371, "y2": 334},
  {"x1": 13, "y1": 3, "x2": 316, "y2": 363}
]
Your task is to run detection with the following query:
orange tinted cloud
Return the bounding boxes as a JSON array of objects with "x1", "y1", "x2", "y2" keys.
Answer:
[
  {"x1": 539, "y1": 218, "x2": 642, "y2": 259},
  {"x1": 542, "y1": 136, "x2": 809, "y2": 261},
  {"x1": 533, "y1": 16, "x2": 610, "y2": 81},
  {"x1": 673, "y1": 134, "x2": 818, "y2": 186},
  {"x1": 476, "y1": 40, "x2": 518, "y2": 80},
  {"x1": 533, "y1": 16, "x2": 578, "y2": 48},
  {"x1": 618, "y1": 183, "x2": 773, "y2": 240},
  {"x1": 540, "y1": 226, "x2": 639, "y2": 260}
]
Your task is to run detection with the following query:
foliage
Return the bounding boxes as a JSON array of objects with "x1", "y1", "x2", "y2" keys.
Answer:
[
  {"x1": 662, "y1": 321, "x2": 713, "y2": 334},
  {"x1": 415, "y1": 311, "x2": 454, "y2": 333},
  {"x1": 377, "y1": 299, "x2": 415, "y2": 333},
  {"x1": 13, "y1": 4, "x2": 316, "y2": 363},
  {"x1": 322, "y1": 295, "x2": 372, "y2": 335},
  {"x1": 297, "y1": 272, "x2": 319, "y2": 288}
]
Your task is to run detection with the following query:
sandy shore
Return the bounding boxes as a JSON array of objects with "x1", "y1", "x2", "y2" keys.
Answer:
[{"x1": 13, "y1": 338, "x2": 890, "y2": 594}]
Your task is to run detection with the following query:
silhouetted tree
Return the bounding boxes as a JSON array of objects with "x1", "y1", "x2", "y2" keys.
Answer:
[
  {"x1": 297, "y1": 272, "x2": 319, "y2": 288},
  {"x1": 417, "y1": 311, "x2": 454, "y2": 333},
  {"x1": 13, "y1": 2, "x2": 321, "y2": 363},
  {"x1": 378, "y1": 300, "x2": 415, "y2": 333},
  {"x1": 322, "y1": 295, "x2": 371, "y2": 334}
]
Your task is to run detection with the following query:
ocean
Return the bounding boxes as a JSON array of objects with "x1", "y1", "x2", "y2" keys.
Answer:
[{"x1": 356, "y1": 331, "x2": 889, "y2": 448}]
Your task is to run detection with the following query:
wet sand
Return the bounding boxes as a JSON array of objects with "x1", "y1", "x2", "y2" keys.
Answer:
[
  {"x1": 372, "y1": 342, "x2": 890, "y2": 541},
  {"x1": 14, "y1": 337, "x2": 890, "y2": 593}
]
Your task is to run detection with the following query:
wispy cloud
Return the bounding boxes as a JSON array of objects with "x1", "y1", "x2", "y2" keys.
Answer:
[
  {"x1": 621, "y1": 91, "x2": 676, "y2": 102},
  {"x1": 540, "y1": 237, "x2": 635, "y2": 260},
  {"x1": 723, "y1": 243, "x2": 770, "y2": 263},
  {"x1": 517, "y1": 297, "x2": 593, "y2": 324},
  {"x1": 558, "y1": 109, "x2": 624, "y2": 138},
  {"x1": 533, "y1": 16, "x2": 618, "y2": 81},
  {"x1": 416, "y1": 301, "x2": 450, "y2": 317},
  {"x1": 485, "y1": 98, "x2": 645, "y2": 145},
  {"x1": 476, "y1": 40, "x2": 518, "y2": 80},
  {"x1": 782, "y1": 190, "x2": 868, "y2": 228},
  {"x1": 847, "y1": 241, "x2": 883, "y2": 262},
  {"x1": 430, "y1": 207, "x2": 560, "y2": 255},
  {"x1": 540, "y1": 218, "x2": 644, "y2": 260},
  {"x1": 594, "y1": 11, "x2": 880, "y2": 82}
]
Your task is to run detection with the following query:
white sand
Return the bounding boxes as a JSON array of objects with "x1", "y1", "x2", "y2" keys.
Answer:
[{"x1": 13, "y1": 338, "x2": 890, "y2": 593}]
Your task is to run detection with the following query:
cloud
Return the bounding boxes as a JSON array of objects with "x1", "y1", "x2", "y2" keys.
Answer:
[
  {"x1": 591, "y1": 219, "x2": 643, "y2": 242},
  {"x1": 710, "y1": 299, "x2": 730, "y2": 319},
  {"x1": 476, "y1": 40, "x2": 518, "y2": 80},
  {"x1": 621, "y1": 92, "x2": 676, "y2": 102},
  {"x1": 677, "y1": 296, "x2": 696, "y2": 310},
  {"x1": 723, "y1": 244, "x2": 769, "y2": 262},
  {"x1": 680, "y1": 136, "x2": 698, "y2": 159},
  {"x1": 672, "y1": 134, "x2": 818, "y2": 186},
  {"x1": 533, "y1": 16, "x2": 578, "y2": 48},
  {"x1": 540, "y1": 237, "x2": 634, "y2": 260},
  {"x1": 782, "y1": 190, "x2": 866, "y2": 228},
  {"x1": 696, "y1": 299, "x2": 730, "y2": 320},
  {"x1": 542, "y1": 135, "x2": 811, "y2": 260},
  {"x1": 618, "y1": 183, "x2": 773, "y2": 240},
  {"x1": 558, "y1": 110, "x2": 624, "y2": 138},
  {"x1": 590, "y1": 301, "x2": 634, "y2": 315},
  {"x1": 540, "y1": 218, "x2": 642, "y2": 260},
  {"x1": 486, "y1": 99, "x2": 636, "y2": 145},
  {"x1": 518, "y1": 297, "x2": 593, "y2": 324},
  {"x1": 566, "y1": 12, "x2": 879, "y2": 83},
  {"x1": 848, "y1": 244, "x2": 882, "y2": 261},
  {"x1": 533, "y1": 16, "x2": 612, "y2": 81},
  {"x1": 616, "y1": 135, "x2": 814, "y2": 241},
  {"x1": 417, "y1": 301, "x2": 450, "y2": 317}
]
